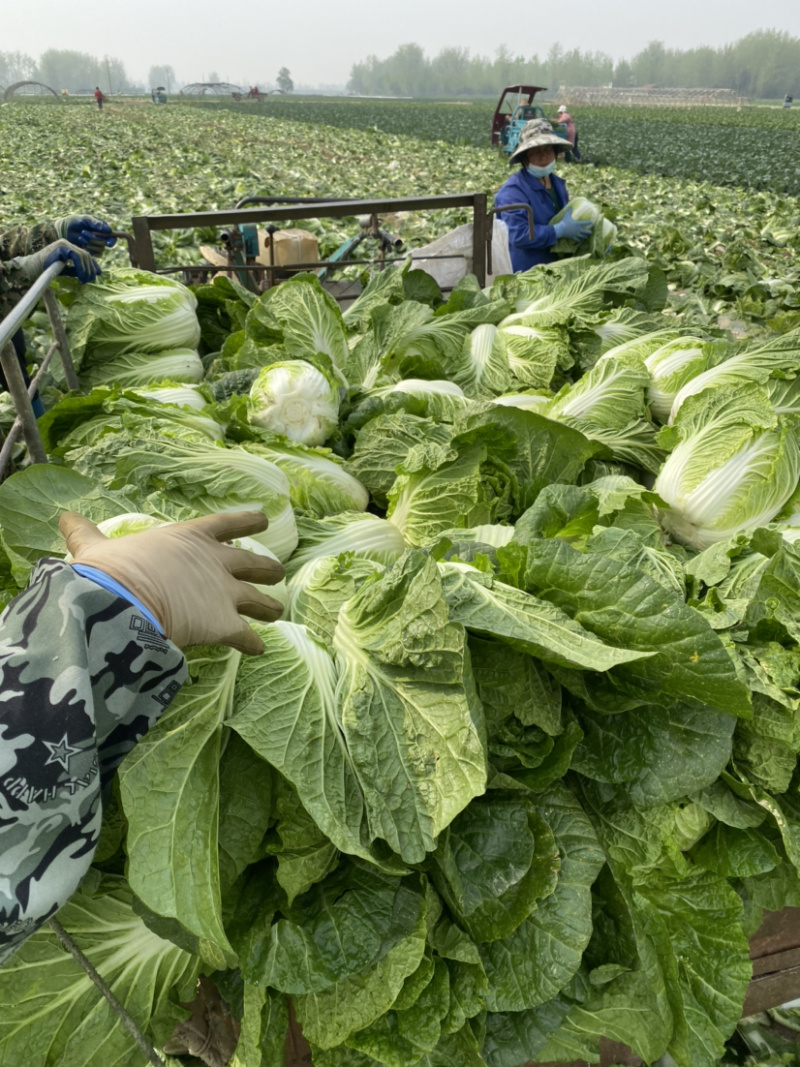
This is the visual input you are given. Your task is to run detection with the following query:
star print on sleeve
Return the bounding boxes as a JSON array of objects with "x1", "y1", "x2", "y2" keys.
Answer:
[{"x1": 42, "y1": 734, "x2": 81, "y2": 774}]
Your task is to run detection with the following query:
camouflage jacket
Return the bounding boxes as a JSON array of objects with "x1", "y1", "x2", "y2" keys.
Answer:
[
  {"x1": 0, "y1": 559, "x2": 187, "y2": 965},
  {"x1": 0, "y1": 220, "x2": 58, "y2": 324}
]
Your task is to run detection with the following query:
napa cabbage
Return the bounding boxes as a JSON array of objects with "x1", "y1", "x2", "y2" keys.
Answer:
[
  {"x1": 450, "y1": 323, "x2": 511, "y2": 397},
  {"x1": 656, "y1": 385, "x2": 800, "y2": 550},
  {"x1": 68, "y1": 436, "x2": 298, "y2": 562},
  {"x1": 246, "y1": 273, "x2": 350, "y2": 375},
  {"x1": 542, "y1": 352, "x2": 665, "y2": 472},
  {"x1": 644, "y1": 337, "x2": 716, "y2": 423},
  {"x1": 242, "y1": 439, "x2": 369, "y2": 517},
  {"x1": 66, "y1": 268, "x2": 201, "y2": 368},
  {"x1": 551, "y1": 196, "x2": 618, "y2": 257},
  {"x1": 135, "y1": 382, "x2": 209, "y2": 411},
  {"x1": 492, "y1": 392, "x2": 552, "y2": 413},
  {"x1": 286, "y1": 512, "x2": 407, "y2": 583},
  {"x1": 669, "y1": 328, "x2": 800, "y2": 421},
  {"x1": 79, "y1": 347, "x2": 205, "y2": 389},
  {"x1": 248, "y1": 360, "x2": 340, "y2": 446}
]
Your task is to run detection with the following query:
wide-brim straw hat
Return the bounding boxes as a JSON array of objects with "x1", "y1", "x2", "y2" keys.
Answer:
[{"x1": 509, "y1": 118, "x2": 570, "y2": 165}]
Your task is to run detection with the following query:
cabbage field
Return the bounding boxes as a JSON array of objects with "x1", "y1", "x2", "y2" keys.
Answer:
[{"x1": 2, "y1": 98, "x2": 800, "y2": 1067}]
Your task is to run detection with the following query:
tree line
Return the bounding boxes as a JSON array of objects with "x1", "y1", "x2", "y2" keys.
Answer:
[
  {"x1": 347, "y1": 30, "x2": 799, "y2": 99},
  {"x1": 0, "y1": 50, "x2": 184, "y2": 94},
  {"x1": 0, "y1": 51, "x2": 293, "y2": 96}
]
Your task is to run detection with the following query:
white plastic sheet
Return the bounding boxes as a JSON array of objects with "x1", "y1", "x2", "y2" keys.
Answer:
[{"x1": 410, "y1": 218, "x2": 513, "y2": 289}]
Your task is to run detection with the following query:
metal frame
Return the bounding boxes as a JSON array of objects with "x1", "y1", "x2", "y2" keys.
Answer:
[
  {"x1": 131, "y1": 193, "x2": 492, "y2": 285},
  {"x1": 0, "y1": 260, "x2": 79, "y2": 475}
]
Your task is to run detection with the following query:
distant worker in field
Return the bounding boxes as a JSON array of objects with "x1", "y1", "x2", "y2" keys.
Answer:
[
  {"x1": 495, "y1": 118, "x2": 593, "y2": 272},
  {"x1": 94, "y1": 86, "x2": 103, "y2": 111},
  {"x1": 557, "y1": 105, "x2": 581, "y2": 161},
  {"x1": 0, "y1": 215, "x2": 114, "y2": 413}
]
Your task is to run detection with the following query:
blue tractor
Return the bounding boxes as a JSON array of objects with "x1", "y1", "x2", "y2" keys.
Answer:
[{"x1": 491, "y1": 84, "x2": 569, "y2": 156}]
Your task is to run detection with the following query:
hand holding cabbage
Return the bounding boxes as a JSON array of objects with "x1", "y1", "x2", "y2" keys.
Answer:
[
  {"x1": 551, "y1": 197, "x2": 617, "y2": 257},
  {"x1": 61, "y1": 509, "x2": 285, "y2": 654}
]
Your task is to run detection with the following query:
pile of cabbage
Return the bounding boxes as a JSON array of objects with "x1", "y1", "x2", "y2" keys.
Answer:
[{"x1": 4, "y1": 259, "x2": 800, "y2": 1067}]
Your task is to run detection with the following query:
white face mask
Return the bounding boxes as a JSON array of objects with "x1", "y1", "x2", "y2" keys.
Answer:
[{"x1": 526, "y1": 161, "x2": 556, "y2": 178}]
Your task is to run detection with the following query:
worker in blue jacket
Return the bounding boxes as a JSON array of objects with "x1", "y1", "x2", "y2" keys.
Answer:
[{"x1": 495, "y1": 118, "x2": 593, "y2": 272}]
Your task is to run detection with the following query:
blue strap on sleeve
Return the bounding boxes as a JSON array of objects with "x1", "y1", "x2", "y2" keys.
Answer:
[{"x1": 71, "y1": 564, "x2": 164, "y2": 635}]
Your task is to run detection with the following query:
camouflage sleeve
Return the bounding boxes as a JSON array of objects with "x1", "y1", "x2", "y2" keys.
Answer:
[
  {"x1": 0, "y1": 220, "x2": 59, "y2": 323},
  {"x1": 0, "y1": 558, "x2": 187, "y2": 965}
]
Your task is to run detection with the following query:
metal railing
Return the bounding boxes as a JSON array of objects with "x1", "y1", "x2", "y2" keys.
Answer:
[
  {"x1": 0, "y1": 261, "x2": 80, "y2": 475},
  {"x1": 131, "y1": 193, "x2": 493, "y2": 284}
]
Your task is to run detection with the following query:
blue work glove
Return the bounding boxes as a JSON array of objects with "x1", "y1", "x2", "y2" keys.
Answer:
[
  {"x1": 12, "y1": 239, "x2": 101, "y2": 285},
  {"x1": 54, "y1": 214, "x2": 116, "y2": 255},
  {"x1": 42, "y1": 240, "x2": 102, "y2": 283},
  {"x1": 553, "y1": 206, "x2": 594, "y2": 242}
]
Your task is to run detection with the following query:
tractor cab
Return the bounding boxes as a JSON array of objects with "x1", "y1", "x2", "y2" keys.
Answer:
[
  {"x1": 491, "y1": 84, "x2": 569, "y2": 157},
  {"x1": 151, "y1": 86, "x2": 167, "y2": 104}
]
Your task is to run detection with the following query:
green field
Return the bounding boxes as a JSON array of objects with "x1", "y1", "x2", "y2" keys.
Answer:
[
  {"x1": 193, "y1": 94, "x2": 800, "y2": 193},
  {"x1": 2, "y1": 97, "x2": 799, "y2": 330}
]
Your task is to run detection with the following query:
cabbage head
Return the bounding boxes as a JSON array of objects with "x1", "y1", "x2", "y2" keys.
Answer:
[
  {"x1": 67, "y1": 268, "x2": 201, "y2": 368},
  {"x1": 551, "y1": 197, "x2": 617, "y2": 258},
  {"x1": 655, "y1": 385, "x2": 800, "y2": 551},
  {"x1": 248, "y1": 360, "x2": 340, "y2": 446}
]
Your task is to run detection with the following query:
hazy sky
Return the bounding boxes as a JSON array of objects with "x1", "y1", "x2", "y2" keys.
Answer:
[{"x1": 6, "y1": 0, "x2": 800, "y2": 87}]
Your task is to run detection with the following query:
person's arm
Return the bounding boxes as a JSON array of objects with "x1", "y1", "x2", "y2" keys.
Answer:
[
  {"x1": 0, "y1": 221, "x2": 60, "y2": 320},
  {"x1": 0, "y1": 511, "x2": 283, "y2": 965},
  {"x1": 496, "y1": 185, "x2": 559, "y2": 253},
  {"x1": 0, "y1": 217, "x2": 113, "y2": 321},
  {"x1": 0, "y1": 559, "x2": 188, "y2": 965}
]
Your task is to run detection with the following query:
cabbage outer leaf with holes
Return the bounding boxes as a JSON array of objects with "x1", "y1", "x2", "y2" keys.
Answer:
[{"x1": 333, "y1": 551, "x2": 487, "y2": 863}]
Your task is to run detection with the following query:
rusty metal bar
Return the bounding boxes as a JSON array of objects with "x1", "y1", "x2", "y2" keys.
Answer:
[
  {"x1": 471, "y1": 192, "x2": 488, "y2": 287},
  {"x1": 0, "y1": 339, "x2": 60, "y2": 473},
  {"x1": 131, "y1": 215, "x2": 157, "y2": 272},
  {"x1": 136, "y1": 194, "x2": 478, "y2": 231},
  {"x1": 0, "y1": 341, "x2": 47, "y2": 466},
  {"x1": 130, "y1": 195, "x2": 482, "y2": 271},
  {"x1": 41, "y1": 287, "x2": 79, "y2": 391}
]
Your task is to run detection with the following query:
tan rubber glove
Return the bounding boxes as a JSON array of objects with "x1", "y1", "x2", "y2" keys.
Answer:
[{"x1": 59, "y1": 510, "x2": 285, "y2": 655}]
